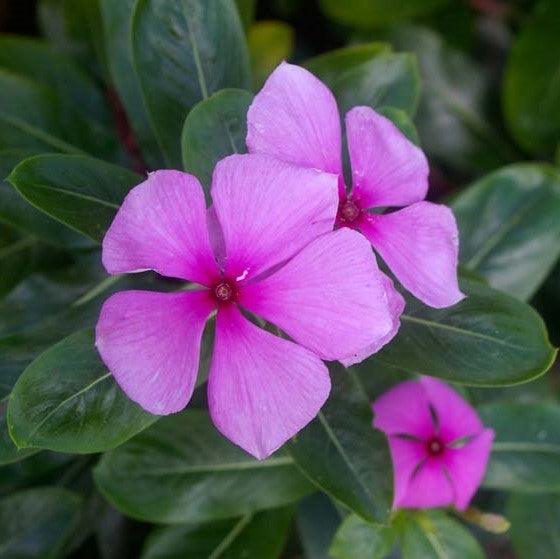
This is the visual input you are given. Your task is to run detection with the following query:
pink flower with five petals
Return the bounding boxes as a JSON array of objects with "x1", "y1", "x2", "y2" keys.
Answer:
[
  {"x1": 373, "y1": 377, "x2": 494, "y2": 510},
  {"x1": 96, "y1": 154, "x2": 399, "y2": 459},
  {"x1": 247, "y1": 62, "x2": 464, "y2": 309}
]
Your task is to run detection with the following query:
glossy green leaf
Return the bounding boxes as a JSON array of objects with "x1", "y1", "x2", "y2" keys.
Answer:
[
  {"x1": 142, "y1": 507, "x2": 293, "y2": 559},
  {"x1": 100, "y1": 0, "x2": 164, "y2": 169},
  {"x1": 181, "y1": 88, "x2": 253, "y2": 191},
  {"x1": 8, "y1": 154, "x2": 141, "y2": 242},
  {"x1": 8, "y1": 328, "x2": 157, "y2": 454},
  {"x1": 453, "y1": 163, "x2": 560, "y2": 301},
  {"x1": 479, "y1": 403, "x2": 560, "y2": 492},
  {"x1": 0, "y1": 69, "x2": 115, "y2": 158},
  {"x1": 0, "y1": 150, "x2": 92, "y2": 249},
  {"x1": 370, "y1": 276, "x2": 556, "y2": 386},
  {"x1": 508, "y1": 493, "x2": 560, "y2": 558},
  {"x1": 329, "y1": 514, "x2": 395, "y2": 559},
  {"x1": 503, "y1": 0, "x2": 560, "y2": 156},
  {"x1": 390, "y1": 25, "x2": 517, "y2": 174},
  {"x1": 0, "y1": 487, "x2": 82, "y2": 559},
  {"x1": 399, "y1": 510, "x2": 484, "y2": 559},
  {"x1": 248, "y1": 21, "x2": 294, "y2": 90},
  {"x1": 305, "y1": 43, "x2": 419, "y2": 116},
  {"x1": 94, "y1": 410, "x2": 313, "y2": 524},
  {"x1": 288, "y1": 365, "x2": 393, "y2": 524},
  {"x1": 132, "y1": 0, "x2": 251, "y2": 167},
  {"x1": 319, "y1": 0, "x2": 448, "y2": 28}
]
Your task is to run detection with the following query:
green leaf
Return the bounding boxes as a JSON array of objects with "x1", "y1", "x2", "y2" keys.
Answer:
[
  {"x1": 288, "y1": 365, "x2": 393, "y2": 524},
  {"x1": 181, "y1": 88, "x2": 253, "y2": 191},
  {"x1": 503, "y1": 0, "x2": 560, "y2": 156},
  {"x1": 370, "y1": 275, "x2": 556, "y2": 386},
  {"x1": 0, "y1": 35, "x2": 112, "y2": 130},
  {"x1": 142, "y1": 507, "x2": 293, "y2": 559},
  {"x1": 0, "y1": 68, "x2": 116, "y2": 159},
  {"x1": 0, "y1": 150, "x2": 93, "y2": 249},
  {"x1": 377, "y1": 106, "x2": 420, "y2": 145},
  {"x1": 305, "y1": 43, "x2": 419, "y2": 117},
  {"x1": 398, "y1": 510, "x2": 484, "y2": 559},
  {"x1": 234, "y1": 0, "x2": 256, "y2": 31},
  {"x1": 330, "y1": 514, "x2": 395, "y2": 559},
  {"x1": 7, "y1": 328, "x2": 157, "y2": 454},
  {"x1": 390, "y1": 25, "x2": 517, "y2": 174},
  {"x1": 100, "y1": 0, "x2": 164, "y2": 169},
  {"x1": 0, "y1": 487, "x2": 82, "y2": 559},
  {"x1": 508, "y1": 493, "x2": 560, "y2": 558},
  {"x1": 479, "y1": 402, "x2": 560, "y2": 492},
  {"x1": 453, "y1": 163, "x2": 560, "y2": 301},
  {"x1": 319, "y1": 0, "x2": 448, "y2": 28},
  {"x1": 248, "y1": 21, "x2": 294, "y2": 90},
  {"x1": 132, "y1": 0, "x2": 251, "y2": 167},
  {"x1": 8, "y1": 154, "x2": 141, "y2": 242},
  {"x1": 94, "y1": 410, "x2": 313, "y2": 524}
]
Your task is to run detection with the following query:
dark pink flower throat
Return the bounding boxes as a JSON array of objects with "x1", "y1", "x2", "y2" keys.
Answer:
[
  {"x1": 337, "y1": 197, "x2": 362, "y2": 226},
  {"x1": 426, "y1": 437, "x2": 445, "y2": 457},
  {"x1": 212, "y1": 280, "x2": 238, "y2": 305}
]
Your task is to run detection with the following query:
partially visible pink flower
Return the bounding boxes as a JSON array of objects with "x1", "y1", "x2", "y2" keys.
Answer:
[
  {"x1": 96, "y1": 153, "x2": 397, "y2": 460},
  {"x1": 372, "y1": 377, "x2": 494, "y2": 510},
  {"x1": 247, "y1": 62, "x2": 464, "y2": 309}
]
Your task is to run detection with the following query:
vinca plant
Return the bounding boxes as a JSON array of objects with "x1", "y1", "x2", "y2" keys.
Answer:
[{"x1": 0, "y1": 0, "x2": 559, "y2": 557}]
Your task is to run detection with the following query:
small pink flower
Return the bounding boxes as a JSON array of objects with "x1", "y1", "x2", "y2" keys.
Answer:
[
  {"x1": 96, "y1": 153, "x2": 398, "y2": 459},
  {"x1": 373, "y1": 377, "x2": 494, "y2": 510},
  {"x1": 247, "y1": 62, "x2": 464, "y2": 309}
]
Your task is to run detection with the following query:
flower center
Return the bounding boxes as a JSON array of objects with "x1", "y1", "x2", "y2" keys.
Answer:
[
  {"x1": 338, "y1": 198, "x2": 361, "y2": 224},
  {"x1": 213, "y1": 280, "x2": 237, "y2": 304},
  {"x1": 426, "y1": 437, "x2": 445, "y2": 457}
]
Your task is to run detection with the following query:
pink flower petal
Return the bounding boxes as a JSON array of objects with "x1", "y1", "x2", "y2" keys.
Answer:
[
  {"x1": 211, "y1": 154, "x2": 338, "y2": 280},
  {"x1": 102, "y1": 171, "x2": 218, "y2": 286},
  {"x1": 359, "y1": 202, "x2": 464, "y2": 308},
  {"x1": 95, "y1": 290, "x2": 213, "y2": 415},
  {"x1": 373, "y1": 380, "x2": 434, "y2": 440},
  {"x1": 444, "y1": 428, "x2": 495, "y2": 510},
  {"x1": 339, "y1": 273, "x2": 404, "y2": 367},
  {"x1": 240, "y1": 228, "x2": 394, "y2": 361},
  {"x1": 208, "y1": 305, "x2": 330, "y2": 459},
  {"x1": 390, "y1": 437, "x2": 455, "y2": 509},
  {"x1": 419, "y1": 377, "x2": 483, "y2": 442},
  {"x1": 247, "y1": 62, "x2": 342, "y2": 179},
  {"x1": 346, "y1": 106, "x2": 429, "y2": 209}
]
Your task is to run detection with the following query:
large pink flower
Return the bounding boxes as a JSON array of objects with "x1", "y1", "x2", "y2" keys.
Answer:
[
  {"x1": 247, "y1": 62, "x2": 464, "y2": 308},
  {"x1": 96, "y1": 154, "x2": 398, "y2": 459},
  {"x1": 373, "y1": 377, "x2": 494, "y2": 510}
]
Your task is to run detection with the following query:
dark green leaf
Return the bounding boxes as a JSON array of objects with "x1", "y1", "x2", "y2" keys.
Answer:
[
  {"x1": 503, "y1": 0, "x2": 560, "y2": 156},
  {"x1": 234, "y1": 0, "x2": 256, "y2": 31},
  {"x1": 142, "y1": 507, "x2": 293, "y2": 559},
  {"x1": 288, "y1": 365, "x2": 393, "y2": 524},
  {"x1": 508, "y1": 493, "x2": 560, "y2": 558},
  {"x1": 100, "y1": 0, "x2": 164, "y2": 169},
  {"x1": 305, "y1": 43, "x2": 419, "y2": 116},
  {"x1": 390, "y1": 25, "x2": 518, "y2": 174},
  {"x1": 398, "y1": 510, "x2": 484, "y2": 559},
  {"x1": 370, "y1": 276, "x2": 556, "y2": 386},
  {"x1": 181, "y1": 88, "x2": 253, "y2": 191},
  {"x1": 453, "y1": 163, "x2": 560, "y2": 301},
  {"x1": 0, "y1": 487, "x2": 82, "y2": 559},
  {"x1": 8, "y1": 154, "x2": 141, "y2": 242},
  {"x1": 94, "y1": 410, "x2": 313, "y2": 524},
  {"x1": 248, "y1": 21, "x2": 294, "y2": 90},
  {"x1": 479, "y1": 403, "x2": 560, "y2": 492},
  {"x1": 132, "y1": 0, "x2": 251, "y2": 167},
  {"x1": 319, "y1": 0, "x2": 448, "y2": 29},
  {"x1": 330, "y1": 514, "x2": 395, "y2": 559},
  {"x1": 8, "y1": 328, "x2": 157, "y2": 454}
]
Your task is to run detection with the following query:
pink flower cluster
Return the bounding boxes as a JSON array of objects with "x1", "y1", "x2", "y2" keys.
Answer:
[{"x1": 95, "y1": 61, "x2": 491, "y2": 507}]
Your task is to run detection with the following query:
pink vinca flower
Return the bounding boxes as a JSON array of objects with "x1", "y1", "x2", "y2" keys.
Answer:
[
  {"x1": 247, "y1": 62, "x2": 464, "y2": 308},
  {"x1": 96, "y1": 154, "x2": 398, "y2": 460},
  {"x1": 373, "y1": 377, "x2": 494, "y2": 510}
]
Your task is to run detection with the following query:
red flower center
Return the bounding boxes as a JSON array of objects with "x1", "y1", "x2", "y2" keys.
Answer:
[
  {"x1": 426, "y1": 437, "x2": 445, "y2": 457},
  {"x1": 338, "y1": 198, "x2": 362, "y2": 224},
  {"x1": 213, "y1": 280, "x2": 237, "y2": 304}
]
